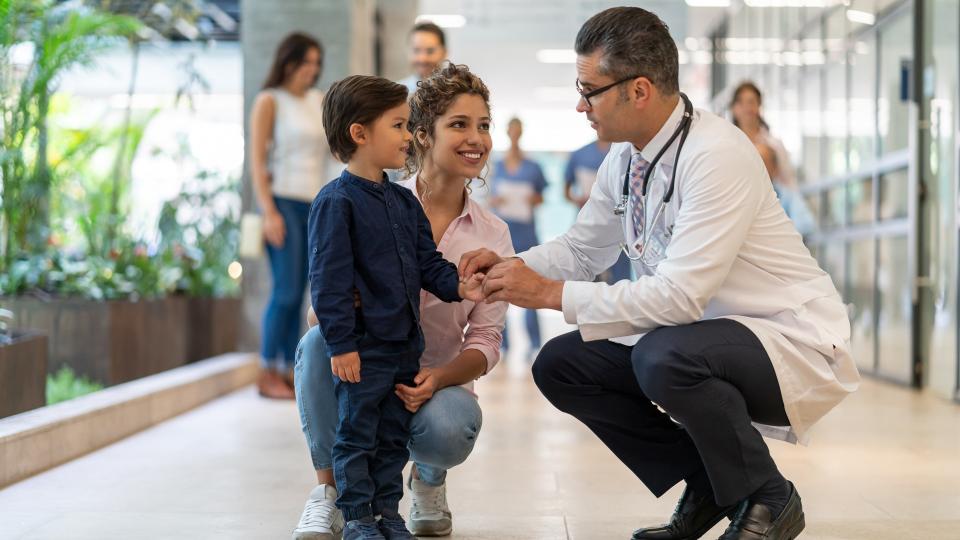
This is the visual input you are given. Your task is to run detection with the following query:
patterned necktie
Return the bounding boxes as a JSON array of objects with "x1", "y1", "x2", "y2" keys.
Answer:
[{"x1": 628, "y1": 153, "x2": 650, "y2": 238}]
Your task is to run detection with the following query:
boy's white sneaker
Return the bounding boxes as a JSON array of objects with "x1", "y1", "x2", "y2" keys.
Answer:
[{"x1": 293, "y1": 484, "x2": 345, "y2": 540}]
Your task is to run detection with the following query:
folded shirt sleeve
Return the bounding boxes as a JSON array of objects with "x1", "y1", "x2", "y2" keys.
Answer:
[{"x1": 462, "y1": 226, "x2": 515, "y2": 374}]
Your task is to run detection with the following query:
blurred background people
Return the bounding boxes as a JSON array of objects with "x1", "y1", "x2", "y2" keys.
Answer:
[
  {"x1": 249, "y1": 32, "x2": 329, "y2": 400},
  {"x1": 563, "y1": 138, "x2": 609, "y2": 208},
  {"x1": 398, "y1": 21, "x2": 448, "y2": 93},
  {"x1": 563, "y1": 138, "x2": 632, "y2": 284},
  {"x1": 756, "y1": 142, "x2": 816, "y2": 237},
  {"x1": 488, "y1": 117, "x2": 547, "y2": 355},
  {"x1": 731, "y1": 81, "x2": 798, "y2": 188}
]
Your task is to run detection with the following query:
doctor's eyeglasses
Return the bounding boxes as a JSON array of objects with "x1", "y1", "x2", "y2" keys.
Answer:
[{"x1": 576, "y1": 75, "x2": 641, "y2": 108}]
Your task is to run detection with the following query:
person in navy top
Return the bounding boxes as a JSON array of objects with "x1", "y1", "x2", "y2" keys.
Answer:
[
  {"x1": 310, "y1": 74, "x2": 484, "y2": 540},
  {"x1": 488, "y1": 117, "x2": 548, "y2": 355},
  {"x1": 563, "y1": 138, "x2": 632, "y2": 284},
  {"x1": 563, "y1": 139, "x2": 609, "y2": 208}
]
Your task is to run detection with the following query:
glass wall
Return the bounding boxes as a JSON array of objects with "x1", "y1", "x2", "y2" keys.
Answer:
[
  {"x1": 924, "y1": 0, "x2": 959, "y2": 399},
  {"x1": 824, "y1": 9, "x2": 848, "y2": 177},
  {"x1": 711, "y1": 0, "x2": 921, "y2": 386}
]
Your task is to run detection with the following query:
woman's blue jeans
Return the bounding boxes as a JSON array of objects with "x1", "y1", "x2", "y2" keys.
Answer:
[
  {"x1": 295, "y1": 326, "x2": 483, "y2": 487},
  {"x1": 261, "y1": 196, "x2": 311, "y2": 370}
]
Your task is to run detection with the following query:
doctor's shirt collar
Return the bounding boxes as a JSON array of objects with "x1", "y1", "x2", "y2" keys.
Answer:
[{"x1": 635, "y1": 97, "x2": 687, "y2": 164}]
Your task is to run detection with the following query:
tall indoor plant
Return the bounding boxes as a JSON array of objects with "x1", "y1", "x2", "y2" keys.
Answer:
[{"x1": 0, "y1": 0, "x2": 139, "y2": 270}]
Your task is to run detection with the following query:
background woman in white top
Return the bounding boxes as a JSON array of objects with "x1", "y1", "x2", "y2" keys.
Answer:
[
  {"x1": 731, "y1": 80, "x2": 798, "y2": 189},
  {"x1": 249, "y1": 32, "x2": 330, "y2": 400}
]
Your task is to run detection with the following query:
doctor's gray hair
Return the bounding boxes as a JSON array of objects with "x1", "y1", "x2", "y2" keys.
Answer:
[{"x1": 575, "y1": 7, "x2": 679, "y2": 96}]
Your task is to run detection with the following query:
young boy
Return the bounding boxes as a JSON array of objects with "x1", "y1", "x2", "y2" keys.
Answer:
[{"x1": 309, "y1": 75, "x2": 484, "y2": 540}]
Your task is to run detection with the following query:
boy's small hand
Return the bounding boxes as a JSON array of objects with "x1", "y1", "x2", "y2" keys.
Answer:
[
  {"x1": 331, "y1": 351, "x2": 361, "y2": 383},
  {"x1": 458, "y1": 272, "x2": 486, "y2": 302}
]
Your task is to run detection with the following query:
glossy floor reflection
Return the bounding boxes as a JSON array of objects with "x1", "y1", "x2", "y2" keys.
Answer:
[{"x1": 1, "y1": 317, "x2": 958, "y2": 539}]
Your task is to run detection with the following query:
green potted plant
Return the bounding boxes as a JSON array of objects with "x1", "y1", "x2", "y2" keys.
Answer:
[
  {"x1": 0, "y1": 1, "x2": 237, "y2": 387},
  {"x1": 1, "y1": 103, "x2": 191, "y2": 387},
  {"x1": 1, "y1": 0, "x2": 140, "y2": 271},
  {"x1": 157, "y1": 141, "x2": 242, "y2": 362}
]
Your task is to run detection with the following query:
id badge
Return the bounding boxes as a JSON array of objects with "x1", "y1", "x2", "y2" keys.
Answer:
[
  {"x1": 641, "y1": 222, "x2": 673, "y2": 267},
  {"x1": 643, "y1": 229, "x2": 670, "y2": 266}
]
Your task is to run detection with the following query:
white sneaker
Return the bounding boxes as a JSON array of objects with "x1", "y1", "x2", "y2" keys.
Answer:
[
  {"x1": 407, "y1": 474, "x2": 452, "y2": 536},
  {"x1": 293, "y1": 484, "x2": 345, "y2": 540}
]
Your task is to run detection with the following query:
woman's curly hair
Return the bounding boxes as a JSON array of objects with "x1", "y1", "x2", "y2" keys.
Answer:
[{"x1": 404, "y1": 62, "x2": 492, "y2": 191}]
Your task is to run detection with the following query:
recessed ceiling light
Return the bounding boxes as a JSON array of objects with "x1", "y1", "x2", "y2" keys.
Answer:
[
  {"x1": 846, "y1": 9, "x2": 876, "y2": 25},
  {"x1": 743, "y1": 0, "x2": 829, "y2": 6},
  {"x1": 685, "y1": 0, "x2": 730, "y2": 6},
  {"x1": 536, "y1": 49, "x2": 577, "y2": 64}
]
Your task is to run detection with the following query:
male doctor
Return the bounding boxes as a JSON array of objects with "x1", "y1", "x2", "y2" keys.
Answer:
[{"x1": 460, "y1": 7, "x2": 859, "y2": 540}]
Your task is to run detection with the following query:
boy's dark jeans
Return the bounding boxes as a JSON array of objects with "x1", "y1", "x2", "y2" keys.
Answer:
[{"x1": 332, "y1": 334, "x2": 422, "y2": 521}]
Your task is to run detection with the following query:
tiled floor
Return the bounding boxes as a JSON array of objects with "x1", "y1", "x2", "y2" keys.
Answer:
[{"x1": 1, "y1": 311, "x2": 959, "y2": 539}]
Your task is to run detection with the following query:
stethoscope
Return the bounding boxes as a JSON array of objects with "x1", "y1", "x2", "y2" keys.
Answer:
[{"x1": 613, "y1": 92, "x2": 693, "y2": 265}]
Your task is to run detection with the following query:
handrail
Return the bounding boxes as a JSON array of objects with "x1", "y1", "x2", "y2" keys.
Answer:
[{"x1": 797, "y1": 148, "x2": 911, "y2": 195}]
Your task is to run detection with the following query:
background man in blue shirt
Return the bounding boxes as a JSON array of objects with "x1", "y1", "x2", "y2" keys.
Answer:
[{"x1": 564, "y1": 138, "x2": 633, "y2": 283}]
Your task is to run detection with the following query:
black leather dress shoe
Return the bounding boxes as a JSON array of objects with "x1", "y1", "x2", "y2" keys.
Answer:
[
  {"x1": 718, "y1": 482, "x2": 805, "y2": 540},
  {"x1": 632, "y1": 486, "x2": 740, "y2": 540}
]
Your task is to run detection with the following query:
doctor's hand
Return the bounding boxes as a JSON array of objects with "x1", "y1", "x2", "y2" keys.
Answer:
[
  {"x1": 481, "y1": 259, "x2": 563, "y2": 310},
  {"x1": 458, "y1": 248, "x2": 506, "y2": 277},
  {"x1": 394, "y1": 367, "x2": 441, "y2": 413}
]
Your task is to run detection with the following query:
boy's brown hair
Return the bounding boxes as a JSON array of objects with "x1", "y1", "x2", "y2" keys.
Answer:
[{"x1": 322, "y1": 75, "x2": 408, "y2": 162}]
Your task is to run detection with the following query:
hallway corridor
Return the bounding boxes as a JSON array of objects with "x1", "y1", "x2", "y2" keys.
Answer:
[{"x1": 1, "y1": 347, "x2": 958, "y2": 539}]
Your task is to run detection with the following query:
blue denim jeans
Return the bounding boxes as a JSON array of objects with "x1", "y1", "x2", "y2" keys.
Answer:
[
  {"x1": 331, "y1": 333, "x2": 421, "y2": 521},
  {"x1": 261, "y1": 196, "x2": 311, "y2": 370},
  {"x1": 295, "y1": 327, "x2": 483, "y2": 492}
]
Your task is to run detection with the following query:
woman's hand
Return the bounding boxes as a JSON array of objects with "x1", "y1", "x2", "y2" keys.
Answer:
[
  {"x1": 331, "y1": 351, "x2": 361, "y2": 383},
  {"x1": 395, "y1": 367, "x2": 441, "y2": 413},
  {"x1": 263, "y1": 209, "x2": 286, "y2": 248}
]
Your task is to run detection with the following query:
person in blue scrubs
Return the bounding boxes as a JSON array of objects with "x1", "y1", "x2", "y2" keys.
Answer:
[
  {"x1": 564, "y1": 138, "x2": 632, "y2": 283},
  {"x1": 489, "y1": 117, "x2": 547, "y2": 353},
  {"x1": 756, "y1": 142, "x2": 816, "y2": 237}
]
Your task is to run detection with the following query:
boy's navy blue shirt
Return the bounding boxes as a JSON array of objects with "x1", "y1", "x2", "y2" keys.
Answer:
[{"x1": 308, "y1": 169, "x2": 462, "y2": 356}]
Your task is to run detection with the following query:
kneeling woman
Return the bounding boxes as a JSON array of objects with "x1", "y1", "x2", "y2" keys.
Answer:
[{"x1": 292, "y1": 63, "x2": 512, "y2": 539}]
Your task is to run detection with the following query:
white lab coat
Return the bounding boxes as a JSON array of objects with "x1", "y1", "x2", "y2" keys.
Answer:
[{"x1": 520, "y1": 100, "x2": 859, "y2": 444}]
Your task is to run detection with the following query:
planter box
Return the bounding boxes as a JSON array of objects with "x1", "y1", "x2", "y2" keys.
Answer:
[
  {"x1": 185, "y1": 297, "x2": 241, "y2": 362},
  {"x1": 3, "y1": 297, "x2": 188, "y2": 386},
  {"x1": 0, "y1": 331, "x2": 48, "y2": 418}
]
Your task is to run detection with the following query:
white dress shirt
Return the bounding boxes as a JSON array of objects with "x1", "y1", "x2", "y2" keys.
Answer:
[{"x1": 520, "y1": 99, "x2": 860, "y2": 443}]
